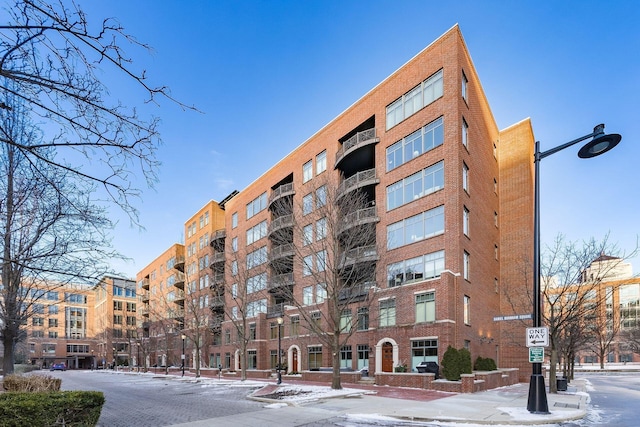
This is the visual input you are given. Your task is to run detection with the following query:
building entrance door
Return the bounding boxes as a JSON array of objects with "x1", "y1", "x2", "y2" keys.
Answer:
[
  {"x1": 382, "y1": 342, "x2": 393, "y2": 372},
  {"x1": 292, "y1": 349, "x2": 298, "y2": 372}
]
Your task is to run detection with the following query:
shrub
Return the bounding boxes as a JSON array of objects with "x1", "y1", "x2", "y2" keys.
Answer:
[
  {"x1": 474, "y1": 356, "x2": 498, "y2": 371},
  {"x1": 458, "y1": 348, "x2": 472, "y2": 375},
  {"x1": 2, "y1": 374, "x2": 61, "y2": 392},
  {"x1": 441, "y1": 346, "x2": 473, "y2": 380},
  {"x1": 0, "y1": 391, "x2": 105, "y2": 426},
  {"x1": 441, "y1": 346, "x2": 461, "y2": 381}
]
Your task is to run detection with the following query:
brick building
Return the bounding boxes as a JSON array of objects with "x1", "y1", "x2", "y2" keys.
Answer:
[{"x1": 135, "y1": 25, "x2": 537, "y2": 377}]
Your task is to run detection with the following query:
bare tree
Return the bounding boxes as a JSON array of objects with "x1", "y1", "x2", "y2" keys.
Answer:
[
  {"x1": 214, "y1": 236, "x2": 269, "y2": 381},
  {"x1": 540, "y1": 234, "x2": 635, "y2": 392},
  {"x1": 0, "y1": 0, "x2": 193, "y2": 217},
  {"x1": 0, "y1": 94, "x2": 120, "y2": 373},
  {"x1": 180, "y1": 268, "x2": 213, "y2": 378},
  {"x1": 270, "y1": 174, "x2": 381, "y2": 389},
  {"x1": 1, "y1": 1, "x2": 191, "y2": 375},
  {"x1": 582, "y1": 291, "x2": 623, "y2": 370}
]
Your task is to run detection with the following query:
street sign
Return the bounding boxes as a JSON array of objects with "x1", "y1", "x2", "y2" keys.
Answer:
[
  {"x1": 493, "y1": 313, "x2": 532, "y2": 322},
  {"x1": 526, "y1": 327, "x2": 549, "y2": 347},
  {"x1": 529, "y1": 347, "x2": 544, "y2": 363}
]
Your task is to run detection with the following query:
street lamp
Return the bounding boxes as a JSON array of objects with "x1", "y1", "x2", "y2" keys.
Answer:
[
  {"x1": 181, "y1": 334, "x2": 186, "y2": 377},
  {"x1": 528, "y1": 124, "x2": 621, "y2": 414},
  {"x1": 113, "y1": 347, "x2": 117, "y2": 372},
  {"x1": 137, "y1": 343, "x2": 140, "y2": 373},
  {"x1": 277, "y1": 317, "x2": 283, "y2": 385}
]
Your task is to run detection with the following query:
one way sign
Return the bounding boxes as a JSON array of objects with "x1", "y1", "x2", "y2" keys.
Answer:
[{"x1": 526, "y1": 327, "x2": 549, "y2": 347}]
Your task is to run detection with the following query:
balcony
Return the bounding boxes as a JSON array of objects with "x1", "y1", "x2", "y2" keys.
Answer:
[
  {"x1": 268, "y1": 243, "x2": 294, "y2": 264},
  {"x1": 172, "y1": 308, "x2": 184, "y2": 318},
  {"x1": 172, "y1": 271, "x2": 185, "y2": 289},
  {"x1": 335, "y1": 128, "x2": 379, "y2": 168},
  {"x1": 210, "y1": 296, "x2": 225, "y2": 312},
  {"x1": 141, "y1": 278, "x2": 150, "y2": 290},
  {"x1": 338, "y1": 283, "x2": 370, "y2": 302},
  {"x1": 268, "y1": 214, "x2": 294, "y2": 237},
  {"x1": 266, "y1": 303, "x2": 285, "y2": 319},
  {"x1": 268, "y1": 273, "x2": 294, "y2": 294},
  {"x1": 210, "y1": 272, "x2": 225, "y2": 287},
  {"x1": 336, "y1": 168, "x2": 379, "y2": 199},
  {"x1": 339, "y1": 245, "x2": 379, "y2": 268},
  {"x1": 140, "y1": 307, "x2": 149, "y2": 317},
  {"x1": 210, "y1": 229, "x2": 226, "y2": 247},
  {"x1": 141, "y1": 291, "x2": 150, "y2": 303},
  {"x1": 174, "y1": 256, "x2": 185, "y2": 272},
  {"x1": 268, "y1": 183, "x2": 295, "y2": 209},
  {"x1": 211, "y1": 252, "x2": 225, "y2": 265},
  {"x1": 339, "y1": 206, "x2": 379, "y2": 234},
  {"x1": 209, "y1": 315, "x2": 224, "y2": 331},
  {"x1": 174, "y1": 290, "x2": 185, "y2": 302}
]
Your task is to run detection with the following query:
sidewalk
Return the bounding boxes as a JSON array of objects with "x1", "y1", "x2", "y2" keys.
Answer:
[{"x1": 169, "y1": 374, "x2": 588, "y2": 426}]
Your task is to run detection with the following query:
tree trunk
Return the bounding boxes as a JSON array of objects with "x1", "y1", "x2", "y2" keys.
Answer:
[
  {"x1": 2, "y1": 333, "x2": 16, "y2": 375},
  {"x1": 331, "y1": 334, "x2": 342, "y2": 390},
  {"x1": 549, "y1": 345, "x2": 558, "y2": 393}
]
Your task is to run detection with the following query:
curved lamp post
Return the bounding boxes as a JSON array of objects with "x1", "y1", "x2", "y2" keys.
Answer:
[
  {"x1": 277, "y1": 317, "x2": 283, "y2": 385},
  {"x1": 528, "y1": 124, "x2": 621, "y2": 414}
]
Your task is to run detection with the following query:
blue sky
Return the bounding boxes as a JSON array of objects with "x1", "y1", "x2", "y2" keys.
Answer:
[{"x1": 75, "y1": 0, "x2": 640, "y2": 278}]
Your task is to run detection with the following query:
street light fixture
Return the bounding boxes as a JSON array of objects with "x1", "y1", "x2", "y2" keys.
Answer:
[
  {"x1": 276, "y1": 317, "x2": 283, "y2": 385},
  {"x1": 181, "y1": 334, "x2": 186, "y2": 377},
  {"x1": 137, "y1": 343, "x2": 140, "y2": 373},
  {"x1": 528, "y1": 123, "x2": 621, "y2": 414}
]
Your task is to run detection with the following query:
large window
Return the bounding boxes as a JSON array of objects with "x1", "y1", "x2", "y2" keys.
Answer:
[
  {"x1": 340, "y1": 345, "x2": 352, "y2": 369},
  {"x1": 246, "y1": 299, "x2": 267, "y2": 317},
  {"x1": 308, "y1": 346, "x2": 322, "y2": 370},
  {"x1": 463, "y1": 207, "x2": 470, "y2": 237},
  {"x1": 357, "y1": 345, "x2": 369, "y2": 370},
  {"x1": 316, "y1": 185, "x2": 327, "y2": 208},
  {"x1": 303, "y1": 193, "x2": 313, "y2": 215},
  {"x1": 379, "y1": 299, "x2": 396, "y2": 327},
  {"x1": 415, "y1": 292, "x2": 436, "y2": 323},
  {"x1": 246, "y1": 246, "x2": 267, "y2": 269},
  {"x1": 463, "y1": 251, "x2": 470, "y2": 281},
  {"x1": 316, "y1": 151, "x2": 327, "y2": 175},
  {"x1": 462, "y1": 163, "x2": 469, "y2": 193},
  {"x1": 464, "y1": 295, "x2": 470, "y2": 325},
  {"x1": 386, "y1": 161, "x2": 444, "y2": 211},
  {"x1": 386, "y1": 69, "x2": 444, "y2": 129},
  {"x1": 247, "y1": 273, "x2": 267, "y2": 294},
  {"x1": 411, "y1": 339, "x2": 438, "y2": 370},
  {"x1": 620, "y1": 284, "x2": 640, "y2": 328},
  {"x1": 303, "y1": 160, "x2": 313, "y2": 183},
  {"x1": 387, "y1": 250, "x2": 445, "y2": 287},
  {"x1": 246, "y1": 193, "x2": 267, "y2": 219},
  {"x1": 462, "y1": 70, "x2": 468, "y2": 102},
  {"x1": 247, "y1": 221, "x2": 267, "y2": 245},
  {"x1": 462, "y1": 118, "x2": 468, "y2": 149},
  {"x1": 387, "y1": 116, "x2": 444, "y2": 171},
  {"x1": 387, "y1": 206, "x2": 444, "y2": 249},
  {"x1": 340, "y1": 309, "x2": 352, "y2": 332},
  {"x1": 357, "y1": 307, "x2": 369, "y2": 331}
]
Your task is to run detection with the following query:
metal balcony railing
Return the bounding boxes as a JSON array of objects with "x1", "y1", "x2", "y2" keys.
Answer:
[
  {"x1": 268, "y1": 183, "x2": 295, "y2": 208},
  {"x1": 337, "y1": 168, "x2": 379, "y2": 198},
  {"x1": 339, "y1": 207, "x2": 379, "y2": 233},
  {"x1": 335, "y1": 128, "x2": 378, "y2": 167}
]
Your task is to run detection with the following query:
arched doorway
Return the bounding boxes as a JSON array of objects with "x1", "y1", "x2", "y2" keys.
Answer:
[
  {"x1": 292, "y1": 348, "x2": 298, "y2": 372},
  {"x1": 382, "y1": 342, "x2": 393, "y2": 372}
]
